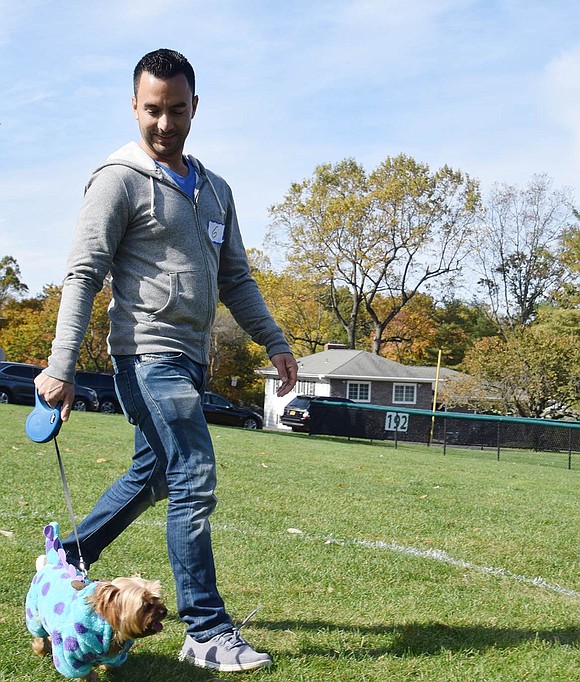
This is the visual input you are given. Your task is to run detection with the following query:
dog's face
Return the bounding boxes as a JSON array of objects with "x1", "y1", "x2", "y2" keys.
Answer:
[{"x1": 87, "y1": 576, "x2": 167, "y2": 642}]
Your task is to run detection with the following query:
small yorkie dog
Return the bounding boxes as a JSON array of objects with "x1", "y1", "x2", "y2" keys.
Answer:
[{"x1": 26, "y1": 523, "x2": 167, "y2": 681}]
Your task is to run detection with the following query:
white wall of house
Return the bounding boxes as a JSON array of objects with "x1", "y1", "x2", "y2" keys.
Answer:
[{"x1": 262, "y1": 377, "x2": 330, "y2": 430}]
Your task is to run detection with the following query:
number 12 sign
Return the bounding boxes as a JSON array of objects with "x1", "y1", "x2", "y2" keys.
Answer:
[{"x1": 385, "y1": 412, "x2": 409, "y2": 432}]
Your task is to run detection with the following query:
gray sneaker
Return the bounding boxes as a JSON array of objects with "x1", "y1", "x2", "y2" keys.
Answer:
[{"x1": 179, "y1": 628, "x2": 273, "y2": 672}]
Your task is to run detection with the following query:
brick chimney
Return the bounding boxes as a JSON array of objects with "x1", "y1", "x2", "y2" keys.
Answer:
[{"x1": 324, "y1": 343, "x2": 349, "y2": 351}]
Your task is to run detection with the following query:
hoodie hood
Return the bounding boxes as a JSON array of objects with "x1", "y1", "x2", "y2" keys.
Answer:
[{"x1": 92, "y1": 142, "x2": 226, "y2": 220}]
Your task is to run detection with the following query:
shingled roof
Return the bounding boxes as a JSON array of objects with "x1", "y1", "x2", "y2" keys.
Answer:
[{"x1": 258, "y1": 349, "x2": 460, "y2": 383}]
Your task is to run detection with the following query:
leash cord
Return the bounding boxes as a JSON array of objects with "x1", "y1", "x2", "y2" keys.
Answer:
[{"x1": 53, "y1": 437, "x2": 88, "y2": 578}]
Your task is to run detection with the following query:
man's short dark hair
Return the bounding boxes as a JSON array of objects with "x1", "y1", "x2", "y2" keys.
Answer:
[{"x1": 133, "y1": 49, "x2": 195, "y2": 96}]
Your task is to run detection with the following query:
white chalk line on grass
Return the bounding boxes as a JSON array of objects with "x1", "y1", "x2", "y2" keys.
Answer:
[
  {"x1": 322, "y1": 536, "x2": 580, "y2": 599},
  {"x1": 212, "y1": 522, "x2": 580, "y2": 599},
  {"x1": 12, "y1": 514, "x2": 577, "y2": 599}
]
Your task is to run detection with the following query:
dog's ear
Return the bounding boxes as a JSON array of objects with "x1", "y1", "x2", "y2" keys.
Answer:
[
  {"x1": 89, "y1": 582, "x2": 123, "y2": 631},
  {"x1": 71, "y1": 580, "x2": 88, "y2": 591}
]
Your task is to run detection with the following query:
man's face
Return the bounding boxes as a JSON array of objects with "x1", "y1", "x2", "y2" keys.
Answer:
[{"x1": 132, "y1": 72, "x2": 198, "y2": 164}]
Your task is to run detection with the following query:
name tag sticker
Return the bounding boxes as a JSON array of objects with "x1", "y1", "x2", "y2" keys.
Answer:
[{"x1": 208, "y1": 221, "x2": 225, "y2": 244}]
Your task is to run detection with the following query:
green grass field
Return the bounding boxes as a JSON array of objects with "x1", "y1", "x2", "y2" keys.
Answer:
[{"x1": 0, "y1": 404, "x2": 578, "y2": 681}]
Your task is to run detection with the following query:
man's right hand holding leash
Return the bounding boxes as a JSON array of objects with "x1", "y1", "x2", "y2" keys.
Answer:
[{"x1": 34, "y1": 373, "x2": 75, "y2": 422}]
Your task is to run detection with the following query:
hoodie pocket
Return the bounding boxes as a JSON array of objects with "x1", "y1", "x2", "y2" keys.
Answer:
[{"x1": 142, "y1": 270, "x2": 213, "y2": 329}]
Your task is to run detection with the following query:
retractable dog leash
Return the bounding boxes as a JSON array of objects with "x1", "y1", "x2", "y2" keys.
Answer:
[{"x1": 26, "y1": 390, "x2": 88, "y2": 578}]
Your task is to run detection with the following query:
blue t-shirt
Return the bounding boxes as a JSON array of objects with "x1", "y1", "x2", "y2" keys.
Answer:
[{"x1": 155, "y1": 157, "x2": 197, "y2": 198}]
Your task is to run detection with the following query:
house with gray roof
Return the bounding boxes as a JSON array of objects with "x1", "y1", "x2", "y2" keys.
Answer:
[{"x1": 257, "y1": 344, "x2": 461, "y2": 430}]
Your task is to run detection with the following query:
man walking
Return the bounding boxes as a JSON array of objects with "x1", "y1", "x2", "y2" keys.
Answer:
[{"x1": 35, "y1": 48, "x2": 297, "y2": 672}]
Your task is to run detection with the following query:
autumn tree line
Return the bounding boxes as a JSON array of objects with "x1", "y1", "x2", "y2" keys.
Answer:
[{"x1": 1, "y1": 154, "x2": 580, "y2": 417}]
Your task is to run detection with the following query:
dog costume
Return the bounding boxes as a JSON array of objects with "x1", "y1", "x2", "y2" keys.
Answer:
[{"x1": 25, "y1": 523, "x2": 133, "y2": 678}]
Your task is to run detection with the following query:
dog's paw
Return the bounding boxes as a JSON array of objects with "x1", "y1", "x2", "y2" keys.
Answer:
[
  {"x1": 84, "y1": 666, "x2": 110, "y2": 680},
  {"x1": 84, "y1": 671, "x2": 101, "y2": 682},
  {"x1": 31, "y1": 636, "x2": 51, "y2": 657}
]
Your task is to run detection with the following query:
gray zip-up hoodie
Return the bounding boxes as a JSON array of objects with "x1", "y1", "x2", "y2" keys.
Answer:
[{"x1": 45, "y1": 142, "x2": 290, "y2": 383}]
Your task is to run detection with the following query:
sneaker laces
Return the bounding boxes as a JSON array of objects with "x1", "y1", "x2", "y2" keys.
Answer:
[
  {"x1": 212, "y1": 604, "x2": 263, "y2": 650},
  {"x1": 237, "y1": 603, "x2": 263, "y2": 630},
  {"x1": 213, "y1": 629, "x2": 248, "y2": 650}
]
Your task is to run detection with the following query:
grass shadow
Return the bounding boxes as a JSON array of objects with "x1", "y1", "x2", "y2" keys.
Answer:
[
  {"x1": 258, "y1": 428, "x2": 383, "y2": 448},
  {"x1": 255, "y1": 619, "x2": 580, "y2": 659},
  {"x1": 110, "y1": 651, "x2": 224, "y2": 681}
]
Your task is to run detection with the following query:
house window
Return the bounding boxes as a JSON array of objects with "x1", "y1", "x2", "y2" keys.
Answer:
[
  {"x1": 393, "y1": 383, "x2": 417, "y2": 404},
  {"x1": 347, "y1": 382, "x2": 371, "y2": 402},
  {"x1": 273, "y1": 379, "x2": 316, "y2": 395},
  {"x1": 296, "y1": 380, "x2": 316, "y2": 395}
]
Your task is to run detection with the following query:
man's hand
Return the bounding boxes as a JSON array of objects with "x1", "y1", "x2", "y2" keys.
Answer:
[
  {"x1": 271, "y1": 353, "x2": 298, "y2": 397},
  {"x1": 34, "y1": 373, "x2": 75, "y2": 422}
]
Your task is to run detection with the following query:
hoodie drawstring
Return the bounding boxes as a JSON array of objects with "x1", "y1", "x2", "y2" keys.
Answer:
[
  {"x1": 205, "y1": 173, "x2": 227, "y2": 222},
  {"x1": 149, "y1": 176, "x2": 156, "y2": 218}
]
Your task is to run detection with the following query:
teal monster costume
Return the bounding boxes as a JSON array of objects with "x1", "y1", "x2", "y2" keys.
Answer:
[{"x1": 25, "y1": 523, "x2": 133, "y2": 678}]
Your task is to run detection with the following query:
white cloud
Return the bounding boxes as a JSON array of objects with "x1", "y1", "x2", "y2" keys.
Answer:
[
  {"x1": 0, "y1": 0, "x2": 23, "y2": 47},
  {"x1": 294, "y1": 0, "x2": 471, "y2": 88},
  {"x1": 536, "y1": 45, "x2": 580, "y2": 191},
  {"x1": 74, "y1": 54, "x2": 128, "y2": 74},
  {"x1": 100, "y1": 0, "x2": 179, "y2": 23},
  {"x1": 542, "y1": 46, "x2": 580, "y2": 148},
  {"x1": 4, "y1": 85, "x2": 53, "y2": 109}
]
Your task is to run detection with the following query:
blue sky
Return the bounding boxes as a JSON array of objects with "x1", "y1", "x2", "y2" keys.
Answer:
[{"x1": 2, "y1": 0, "x2": 580, "y2": 296}]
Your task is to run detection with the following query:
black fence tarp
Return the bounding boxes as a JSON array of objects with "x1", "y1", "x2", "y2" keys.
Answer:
[{"x1": 308, "y1": 401, "x2": 580, "y2": 469}]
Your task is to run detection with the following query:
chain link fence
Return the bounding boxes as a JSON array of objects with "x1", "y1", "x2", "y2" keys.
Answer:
[{"x1": 309, "y1": 401, "x2": 580, "y2": 470}]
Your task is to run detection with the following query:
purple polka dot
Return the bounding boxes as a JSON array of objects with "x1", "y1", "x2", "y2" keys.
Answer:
[
  {"x1": 96, "y1": 633, "x2": 104, "y2": 643},
  {"x1": 52, "y1": 630, "x2": 62, "y2": 646},
  {"x1": 83, "y1": 653, "x2": 96, "y2": 662},
  {"x1": 74, "y1": 622, "x2": 88, "y2": 634},
  {"x1": 72, "y1": 660, "x2": 84, "y2": 669},
  {"x1": 26, "y1": 608, "x2": 34, "y2": 619},
  {"x1": 53, "y1": 655, "x2": 61, "y2": 668},
  {"x1": 54, "y1": 602, "x2": 65, "y2": 615},
  {"x1": 61, "y1": 572, "x2": 71, "y2": 579},
  {"x1": 64, "y1": 636, "x2": 79, "y2": 652},
  {"x1": 41, "y1": 582, "x2": 50, "y2": 596}
]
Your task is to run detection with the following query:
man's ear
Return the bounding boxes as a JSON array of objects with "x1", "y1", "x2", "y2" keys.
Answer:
[
  {"x1": 191, "y1": 95, "x2": 199, "y2": 120},
  {"x1": 132, "y1": 95, "x2": 138, "y2": 119}
]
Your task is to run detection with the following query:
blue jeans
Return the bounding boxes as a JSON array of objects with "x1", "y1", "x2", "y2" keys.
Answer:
[{"x1": 62, "y1": 352, "x2": 233, "y2": 641}]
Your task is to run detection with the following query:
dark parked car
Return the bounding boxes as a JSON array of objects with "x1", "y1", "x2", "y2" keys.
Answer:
[
  {"x1": 75, "y1": 371, "x2": 121, "y2": 414},
  {"x1": 280, "y1": 395, "x2": 354, "y2": 432},
  {"x1": 0, "y1": 362, "x2": 99, "y2": 412},
  {"x1": 202, "y1": 391, "x2": 263, "y2": 429}
]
